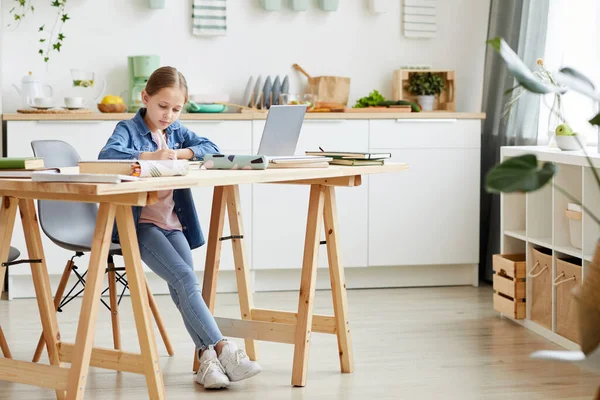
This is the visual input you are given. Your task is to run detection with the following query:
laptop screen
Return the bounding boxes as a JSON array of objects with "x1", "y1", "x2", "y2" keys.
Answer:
[{"x1": 257, "y1": 105, "x2": 307, "y2": 156}]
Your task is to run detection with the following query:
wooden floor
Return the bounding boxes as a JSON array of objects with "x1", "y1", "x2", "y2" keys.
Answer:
[{"x1": 0, "y1": 284, "x2": 598, "y2": 399}]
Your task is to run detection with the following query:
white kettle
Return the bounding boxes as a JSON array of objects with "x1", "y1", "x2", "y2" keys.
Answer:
[{"x1": 13, "y1": 71, "x2": 53, "y2": 109}]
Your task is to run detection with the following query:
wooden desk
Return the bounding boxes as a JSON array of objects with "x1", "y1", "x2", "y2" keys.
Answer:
[{"x1": 0, "y1": 163, "x2": 407, "y2": 399}]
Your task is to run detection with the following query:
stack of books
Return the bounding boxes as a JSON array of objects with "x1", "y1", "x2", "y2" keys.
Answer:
[
  {"x1": 0, "y1": 157, "x2": 77, "y2": 178},
  {"x1": 304, "y1": 151, "x2": 391, "y2": 166}
]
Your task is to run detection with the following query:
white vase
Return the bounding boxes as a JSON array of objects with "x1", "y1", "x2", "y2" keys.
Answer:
[
  {"x1": 417, "y1": 95, "x2": 435, "y2": 111},
  {"x1": 369, "y1": 0, "x2": 388, "y2": 13}
]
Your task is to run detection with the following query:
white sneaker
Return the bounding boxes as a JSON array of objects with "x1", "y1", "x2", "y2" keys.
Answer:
[
  {"x1": 196, "y1": 347, "x2": 230, "y2": 389},
  {"x1": 218, "y1": 341, "x2": 262, "y2": 382}
]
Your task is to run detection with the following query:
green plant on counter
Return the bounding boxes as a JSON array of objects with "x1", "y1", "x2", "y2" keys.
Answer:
[
  {"x1": 405, "y1": 72, "x2": 446, "y2": 96},
  {"x1": 7, "y1": 0, "x2": 70, "y2": 63},
  {"x1": 353, "y1": 90, "x2": 421, "y2": 112},
  {"x1": 353, "y1": 90, "x2": 386, "y2": 108}
]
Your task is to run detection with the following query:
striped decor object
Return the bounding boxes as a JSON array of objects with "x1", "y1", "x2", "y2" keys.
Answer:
[
  {"x1": 402, "y1": 0, "x2": 436, "y2": 39},
  {"x1": 192, "y1": 0, "x2": 227, "y2": 36}
]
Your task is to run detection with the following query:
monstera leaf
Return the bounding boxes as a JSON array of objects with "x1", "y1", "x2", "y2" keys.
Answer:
[
  {"x1": 486, "y1": 37, "x2": 566, "y2": 95},
  {"x1": 486, "y1": 154, "x2": 556, "y2": 193}
]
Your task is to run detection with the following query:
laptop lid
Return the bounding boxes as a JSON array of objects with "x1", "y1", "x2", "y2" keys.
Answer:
[{"x1": 257, "y1": 105, "x2": 307, "y2": 156}]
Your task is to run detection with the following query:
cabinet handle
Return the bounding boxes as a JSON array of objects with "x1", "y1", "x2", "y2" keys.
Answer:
[
  {"x1": 304, "y1": 119, "x2": 344, "y2": 123},
  {"x1": 36, "y1": 120, "x2": 104, "y2": 124},
  {"x1": 186, "y1": 120, "x2": 223, "y2": 124},
  {"x1": 395, "y1": 119, "x2": 457, "y2": 123}
]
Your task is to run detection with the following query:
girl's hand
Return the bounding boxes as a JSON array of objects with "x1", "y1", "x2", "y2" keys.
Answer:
[
  {"x1": 176, "y1": 148, "x2": 194, "y2": 160},
  {"x1": 154, "y1": 149, "x2": 177, "y2": 160},
  {"x1": 140, "y1": 149, "x2": 177, "y2": 160}
]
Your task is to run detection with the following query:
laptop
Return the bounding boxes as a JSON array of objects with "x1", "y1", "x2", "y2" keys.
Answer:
[{"x1": 257, "y1": 105, "x2": 329, "y2": 162}]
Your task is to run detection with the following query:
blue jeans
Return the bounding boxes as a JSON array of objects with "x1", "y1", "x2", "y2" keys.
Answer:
[{"x1": 137, "y1": 223, "x2": 224, "y2": 350}]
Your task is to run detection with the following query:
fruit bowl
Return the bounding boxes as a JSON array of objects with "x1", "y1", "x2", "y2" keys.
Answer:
[{"x1": 97, "y1": 103, "x2": 127, "y2": 113}]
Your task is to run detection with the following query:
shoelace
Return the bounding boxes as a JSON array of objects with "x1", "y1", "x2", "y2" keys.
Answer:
[
  {"x1": 199, "y1": 358, "x2": 225, "y2": 383},
  {"x1": 222, "y1": 349, "x2": 247, "y2": 368}
]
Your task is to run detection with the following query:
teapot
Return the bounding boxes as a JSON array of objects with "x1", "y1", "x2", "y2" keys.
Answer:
[{"x1": 13, "y1": 72, "x2": 54, "y2": 109}]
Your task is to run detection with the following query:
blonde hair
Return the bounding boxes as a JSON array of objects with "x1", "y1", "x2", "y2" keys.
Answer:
[{"x1": 145, "y1": 66, "x2": 189, "y2": 103}]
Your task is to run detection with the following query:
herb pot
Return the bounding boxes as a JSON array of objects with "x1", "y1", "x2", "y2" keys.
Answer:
[{"x1": 417, "y1": 95, "x2": 435, "y2": 111}]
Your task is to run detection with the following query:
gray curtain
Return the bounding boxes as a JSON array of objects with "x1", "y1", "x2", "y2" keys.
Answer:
[{"x1": 479, "y1": 0, "x2": 550, "y2": 282}]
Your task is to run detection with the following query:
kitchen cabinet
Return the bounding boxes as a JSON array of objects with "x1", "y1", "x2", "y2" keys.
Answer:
[
  {"x1": 2, "y1": 113, "x2": 485, "y2": 298},
  {"x1": 368, "y1": 119, "x2": 481, "y2": 267},
  {"x1": 251, "y1": 119, "x2": 369, "y2": 270}
]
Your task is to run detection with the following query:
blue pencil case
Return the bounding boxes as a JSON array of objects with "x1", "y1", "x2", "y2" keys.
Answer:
[{"x1": 203, "y1": 154, "x2": 268, "y2": 170}]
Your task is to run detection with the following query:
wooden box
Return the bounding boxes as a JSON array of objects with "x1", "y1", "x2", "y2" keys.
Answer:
[
  {"x1": 556, "y1": 257, "x2": 582, "y2": 344},
  {"x1": 392, "y1": 69, "x2": 456, "y2": 111},
  {"x1": 492, "y1": 253, "x2": 526, "y2": 319},
  {"x1": 530, "y1": 247, "x2": 552, "y2": 329}
]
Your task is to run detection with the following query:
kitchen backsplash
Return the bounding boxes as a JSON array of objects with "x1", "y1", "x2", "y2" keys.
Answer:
[{"x1": 1, "y1": 0, "x2": 491, "y2": 112}]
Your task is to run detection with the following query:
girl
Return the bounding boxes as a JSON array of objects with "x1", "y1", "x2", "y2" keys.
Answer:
[{"x1": 98, "y1": 66, "x2": 261, "y2": 389}]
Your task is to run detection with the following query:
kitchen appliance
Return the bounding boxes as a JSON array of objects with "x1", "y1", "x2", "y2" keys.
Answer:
[
  {"x1": 13, "y1": 72, "x2": 54, "y2": 109},
  {"x1": 127, "y1": 55, "x2": 160, "y2": 112}
]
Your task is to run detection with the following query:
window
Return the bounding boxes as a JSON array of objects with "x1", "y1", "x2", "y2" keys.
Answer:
[{"x1": 537, "y1": 0, "x2": 600, "y2": 146}]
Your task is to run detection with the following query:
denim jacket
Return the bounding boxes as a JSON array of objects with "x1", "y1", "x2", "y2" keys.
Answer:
[{"x1": 98, "y1": 108, "x2": 220, "y2": 250}]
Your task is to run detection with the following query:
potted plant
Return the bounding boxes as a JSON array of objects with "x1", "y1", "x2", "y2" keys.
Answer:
[
  {"x1": 405, "y1": 72, "x2": 446, "y2": 111},
  {"x1": 485, "y1": 37, "x2": 600, "y2": 382}
]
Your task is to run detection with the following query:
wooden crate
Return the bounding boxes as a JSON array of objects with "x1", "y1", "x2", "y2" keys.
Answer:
[
  {"x1": 492, "y1": 253, "x2": 526, "y2": 319},
  {"x1": 392, "y1": 69, "x2": 456, "y2": 111}
]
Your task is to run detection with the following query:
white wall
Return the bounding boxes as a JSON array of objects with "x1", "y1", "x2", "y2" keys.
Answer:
[{"x1": 2, "y1": 0, "x2": 491, "y2": 112}]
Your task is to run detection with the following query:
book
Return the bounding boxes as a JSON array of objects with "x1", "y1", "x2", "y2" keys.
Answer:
[
  {"x1": 79, "y1": 159, "x2": 189, "y2": 177},
  {"x1": 267, "y1": 161, "x2": 330, "y2": 169},
  {"x1": 0, "y1": 166, "x2": 79, "y2": 178},
  {"x1": 269, "y1": 156, "x2": 332, "y2": 164},
  {"x1": 329, "y1": 159, "x2": 385, "y2": 166},
  {"x1": 304, "y1": 151, "x2": 391, "y2": 160},
  {"x1": 0, "y1": 157, "x2": 44, "y2": 170},
  {"x1": 31, "y1": 170, "x2": 140, "y2": 183}
]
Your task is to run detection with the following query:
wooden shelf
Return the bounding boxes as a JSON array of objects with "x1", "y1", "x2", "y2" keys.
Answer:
[
  {"x1": 499, "y1": 146, "x2": 594, "y2": 349},
  {"x1": 554, "y1": 245, "x2": 582, "y2": 258},
  {"x1": 503, "y1": 230, "x2": 526, "y2": 241},
  {"x1": 528, "y1": 237, "x2": 553, "y2": 249}
]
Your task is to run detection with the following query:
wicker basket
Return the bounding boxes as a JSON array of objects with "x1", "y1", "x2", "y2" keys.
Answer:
[{"x1": 97, "y1": 103, "x2": 127, "y2": 113}]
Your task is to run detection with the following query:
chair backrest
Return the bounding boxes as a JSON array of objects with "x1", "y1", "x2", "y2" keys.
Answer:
[{"x1": 31, "y1": 140, "x2": 98, "y2": 249}]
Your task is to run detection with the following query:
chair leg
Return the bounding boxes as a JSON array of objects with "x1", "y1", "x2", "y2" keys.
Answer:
[
  {"x1": 32, "y1": 258, "x2": 74, "y2": 363},
  {"x1": 107, "y1": 257, "x2": 121, "y2": 351},
  {"x1": 595, "y1": 385, "x2": 600, "y2": 400},
  {"x1": 0, "y1": 325, "x2": 11, "y2": 359},
  {"x1": 145, "y1": 276, "x2": 174, "y2": 356}
]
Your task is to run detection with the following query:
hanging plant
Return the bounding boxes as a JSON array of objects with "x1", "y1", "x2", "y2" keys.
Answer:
[{"x1": 7, "y1": 0, "x2": 70, "y2": 63}]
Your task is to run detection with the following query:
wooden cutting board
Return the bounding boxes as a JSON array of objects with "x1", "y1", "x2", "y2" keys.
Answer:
[
  {"x1": 17, "y1": 108, "x2": 93, "y2": 114},
  {"x1": 345, "y1": 106, "x2": 412, "y2": 113}
]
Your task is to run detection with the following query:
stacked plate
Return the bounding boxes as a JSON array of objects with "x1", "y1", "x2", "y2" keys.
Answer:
[{"x1": 242, "y1": 75, "x2": 290, "y2": 110}]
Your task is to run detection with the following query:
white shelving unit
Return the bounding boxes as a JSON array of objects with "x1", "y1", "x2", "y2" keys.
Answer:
[{"x1": 499, "y1": 146, "x2": 600, "y2": 350}]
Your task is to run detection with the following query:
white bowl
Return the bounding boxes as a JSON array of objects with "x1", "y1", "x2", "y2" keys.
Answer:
[{"x1": 555, "y1": 134, "x2": 587, "y2": 151}]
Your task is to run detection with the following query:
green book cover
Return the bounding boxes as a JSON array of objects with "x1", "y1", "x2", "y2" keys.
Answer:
[{"x1": 0, "y1": 157, "x2": 44, "y2": 170}]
